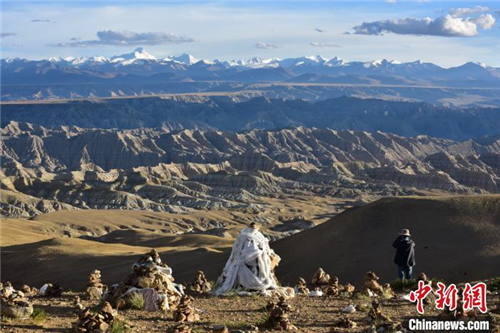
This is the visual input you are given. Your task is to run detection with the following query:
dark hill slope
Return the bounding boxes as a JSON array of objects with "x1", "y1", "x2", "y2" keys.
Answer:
[{"x1": 273, "y1": 195, "x2": 500, "y2": 285}]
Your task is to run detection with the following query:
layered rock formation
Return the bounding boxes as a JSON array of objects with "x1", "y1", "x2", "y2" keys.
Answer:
[{"x1": 1, "y1": 122, "x2": 499, "y2": 218}]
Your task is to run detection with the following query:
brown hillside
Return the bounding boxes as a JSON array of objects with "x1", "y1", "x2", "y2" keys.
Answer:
[
  {"x1": 273, "y1": 195, "x2": 500, "y2": 286},
  {"x1": 2, "y1": 195, "x2": 499, "y2": 291}
]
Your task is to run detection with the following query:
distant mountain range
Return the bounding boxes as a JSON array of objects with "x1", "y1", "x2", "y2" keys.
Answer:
[
  {"x1": 2, "y1": 48, "x2": 500, "y2": 105},
  {"x1": 3, "y1": 47, "x2": 500, "y2": 84},
  {"x1": 2, "y1": 96, "x2": 500, "y2": 141}
]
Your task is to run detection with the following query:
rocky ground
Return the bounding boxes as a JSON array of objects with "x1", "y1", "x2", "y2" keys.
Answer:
[{"x1": 2, "y1": 287, "x2": 499, "y2": 332}]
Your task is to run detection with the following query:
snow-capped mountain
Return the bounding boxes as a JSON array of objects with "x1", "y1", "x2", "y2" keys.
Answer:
[
  {"x1": 2, "y1": 47, "x2": 499, "y2": 100},
  {"x1": 6, "y1": 47, "x2": 497, "y2": 73},
  {"x1": 111, "y1": 47, "x2": 156, "y2": 63},
  {"x1": 167, "y1": 53, "x2": 200, "y2": 65}
]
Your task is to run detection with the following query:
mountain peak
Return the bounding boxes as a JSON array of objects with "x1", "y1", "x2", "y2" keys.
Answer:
[
  {"x1": 169, "y1": 53, "x2": 199, "y2": 65},
  {"x1": 112, "y1": 48, "x2": 156, "y2": 62},
  {"x1": 132, "y1": 47, "x2": 156, "y2": 60},
  {"x1": 462, "y1": 61, "x2": 489, "y2": 69}
]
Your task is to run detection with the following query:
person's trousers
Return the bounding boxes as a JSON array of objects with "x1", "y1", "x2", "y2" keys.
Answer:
[{"x1": 398, "y1": 265, "x2": 413, "y2": 280}]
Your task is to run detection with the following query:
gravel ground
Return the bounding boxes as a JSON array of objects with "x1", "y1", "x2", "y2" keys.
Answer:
[{"x1": 2, "y1": 289, "x2": 499, "y2": 332}]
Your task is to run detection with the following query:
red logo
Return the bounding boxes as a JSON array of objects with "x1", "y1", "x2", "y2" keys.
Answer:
[
  {"x1": 463, "y1": 282, "x2": 487, "y2": 313},
  {"x1": 435, "y1": 282, "x2": 458, "y2": 311},
  {"x1": 409, "y1": 280, "x2": 433, "y2": 314},
  {"x1": 409, "y1": 281, "x2": 488, "y2": 314}
]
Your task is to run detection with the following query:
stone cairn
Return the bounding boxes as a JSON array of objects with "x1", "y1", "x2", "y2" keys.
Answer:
[
  {"x1": 0, "y1": 282, "x2": 34, "y2": 319},
  {"x1": 266, "y1": 296, "x2": 297, "y2": 331},
  {"x1": 311, "y1": 267, "x2": 330, "y2": 288},
  {"x1": 86, "y1": 269, "x2": 107, "y2": 301},
  {"x1": 72, "y1": 300, "x2": 115, "y2": 333},
  {"x1": 418, "y1": 272, "x2": 431, "y2": 285},
  {"x1": 187, "y1": 271, "x2": 212, "y2": 294},
  {"x1": 106, "y1": 249, "x2": 182, "y2": 311},
  {"x1": 382, "y1": 283, "x2": 396, "y2": 299},
  {"x1": 294, "y1": 277, "x2": 309, "y2": 295},
  {"x1": 20, "y1": 284, "x2": 38, "y2": 297},
  {"x1": 344, "y1": 283, "x2": 356, "y2": 294},
  {"x1": 73, "y1": 296, "x2": 84, "y2": 314},
  {"x1": 363, "y1": 271, "x2": 384, "y2": 296},
  {"x1": 367, "y1": 299, "x2": 392, "y2": 324},
  {"x1": 325, "y1": 276, "x2": 340, "y2": 296},
  {"x1": 173, "y1": 295, "x2": 200, "y2": 323}
]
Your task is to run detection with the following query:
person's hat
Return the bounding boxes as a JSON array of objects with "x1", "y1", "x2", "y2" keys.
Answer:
[{"x1": 399, "y1": 229, "x2": 411, "y2": 236}]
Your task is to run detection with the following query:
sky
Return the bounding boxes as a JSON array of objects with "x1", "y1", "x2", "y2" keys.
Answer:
[{"x1": 1, "y1": 1, "x2": 499, "y2": 67}]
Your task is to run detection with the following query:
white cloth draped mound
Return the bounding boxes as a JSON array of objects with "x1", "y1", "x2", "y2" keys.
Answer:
[{"x1": 215, "y1": 227, "x2": 280, "y2": 296}]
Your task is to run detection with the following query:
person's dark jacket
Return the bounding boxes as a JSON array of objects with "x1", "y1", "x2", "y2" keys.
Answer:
[{"x1": 393, "y1": 235, "x2": 416, "y2": 267}]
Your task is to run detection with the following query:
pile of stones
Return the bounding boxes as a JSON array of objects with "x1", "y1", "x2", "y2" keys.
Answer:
[
  {"x1": 304, "y1": 269, "x2": 356, "y2": 297},
  {"x1": 344, "y1": 283, "x2": 356, "y2": 294},
  {"x1": 72, "y1": 300, "x2": 116, "y2": 332},
  {"x1": 105, "y1": 249, "x2": 183, "y2": 311},
  {"x1": 363, "y1": 271, "x2": 384, "y2": 296},
  {"x1": 382, "y1": 283, "x2": 396, "y2": 298},
  {"x1": 86, "y1": 269, "x2": 107, "y2": 301},
  {"x1": 294, "y1": 277, "x2": 309, "y2": 295},
  {"x1": 367, "y1": 299, "x2": 392, "y2": 323},
  {"x1": 173, "y1": 295, "x2": 200, "y2": 323},
  {"x1": 0, "y1": 282, "x2": 34, "y2": 319},
  {"x1": 324, "y1": 276, "x2": 340, "y2": 296},
  {"x1": 187, "y1": 271, "x2": 212, "y2": 294},
  {"x1": 20, "y1": 284, "x2": 38, "y2": 297},
  {"x1": 311, "y1": 267, "x2": 330, "y2": 287},
  {"x1": 266, "y1": 296, "x2": 297, "y2": 331}
]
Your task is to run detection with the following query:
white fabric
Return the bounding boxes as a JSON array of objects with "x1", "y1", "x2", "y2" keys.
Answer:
[
  {"x1": 215, "y1": 227, "x2": 279, "y2": 296},
  {"x1": 309, "y1": 290, "x2": 323, "y2": 297},
  {"x1": 39, "y1": 284, "x2": 49, "y2": 296},
  {"x1": 342, "y1": 305, "x2": 356, "y2": 313}
]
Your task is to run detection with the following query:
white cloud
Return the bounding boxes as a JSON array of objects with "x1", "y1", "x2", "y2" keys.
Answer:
[
  {"x1": 254, "y1": 42, "x2": 282, "y2": 49},
  {"x1": 2, "y1": 1, "x2": 499, "y2": 67},
  {"x1": 31, "y1": 19, "x2": 51, "y2": 23},
  {"x1": 474, "y1": 14, "x2": 496, "y2": 30},
  {"x1": 49, "y1": 30, "x2": 197, "y2": 47},
  {"x1": 350, "y1": 14, "x2": 495, "y2": 37},
  {"x1": 310, "y1": 42, "x2": 341, "y2": 48},
  {"x1": 385, "y1": 0, "x2": 397, "y2": 3},
  {"x1": 449, "y1": 6, "x2": 489, "y2": 17}
]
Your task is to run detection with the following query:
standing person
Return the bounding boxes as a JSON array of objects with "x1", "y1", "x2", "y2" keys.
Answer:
[{"x1": 392, "y1": 229, "x2": 416, "y2": 280}]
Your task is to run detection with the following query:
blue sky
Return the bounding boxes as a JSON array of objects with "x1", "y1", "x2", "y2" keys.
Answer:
[{"x1": 1, "y1": 1, "x2": 499, "y2": 67}]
